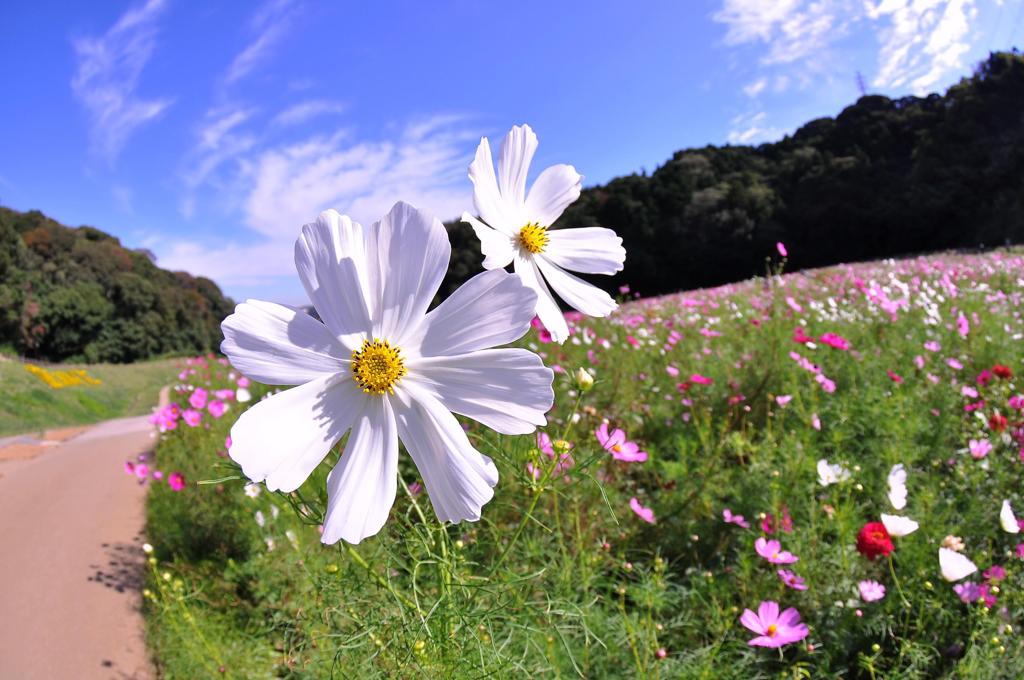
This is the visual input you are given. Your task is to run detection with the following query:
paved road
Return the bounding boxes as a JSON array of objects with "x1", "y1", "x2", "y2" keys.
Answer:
[{"x1": 0, "y1": 414, "x2": 158, "y2": 680}]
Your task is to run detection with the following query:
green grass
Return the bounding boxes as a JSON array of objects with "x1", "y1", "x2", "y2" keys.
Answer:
[
  {"x1": 0, "y1": 357, "x2": 175, "y2": 437},
  {"x1": 141, "y1": 250, "x2": 1024, "y2": 679}
]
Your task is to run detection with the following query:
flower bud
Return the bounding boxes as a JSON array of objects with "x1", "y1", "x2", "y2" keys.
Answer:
[{"x1": 574, "y1": 367, "x2": 594, "y2": 392}]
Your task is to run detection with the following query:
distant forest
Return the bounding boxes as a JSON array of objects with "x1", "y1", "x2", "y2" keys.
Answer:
[
  {"x1": 0, "y1": 207, "x2": 233, "y2": 363},
  {"x1": 2, "y1": 51, "x2": 1021, "y2": 363},
  {"x1": 443, "y1": 50, "x2": 1024, "y2": 299}
]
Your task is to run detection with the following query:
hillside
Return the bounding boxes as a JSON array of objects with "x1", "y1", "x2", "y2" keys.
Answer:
[
  {"x1": 443, "y1": 50, "x2": 1024, "y2": 299},
  {"x1": 0, "y1": 208, "x2": 233, "y2": 362}
]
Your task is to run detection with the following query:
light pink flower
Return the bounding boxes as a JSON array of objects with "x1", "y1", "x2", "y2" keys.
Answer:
[
  {"x1": 189, "y1": 388, "x2": 208, "y2": 410},
  {"x1": 969, "y1": 438, "x2": 993, "y2": 459},
  {"x1": 723, "y1": 508, "x2": 750, "y2": 529},
  {"x1": 596, "y1": 422, "x2": 648, "y2": 462},
  {"x1": 924, "y1": 341, "x2": 941, "y2": 352},
  {"x1": 956, "y1": 312, "x2": 969, "y2": 338},
  {"x1": 236, "y1": 376, "x2": 251, "y2": 388},
  {"x1": 755, "y1": 537, "x2": 799, "y2": 564},
  {"x1": 811, "y1": 413, "x2": 821, "y2": 431},
  {"x1": 665, "y1": 365, "x2": 679, "y2": 378},
  {"x1": 739, "y1": 601, "x2": 809, "y2": 648},
  {"x1": 858, "y1": 580, "x2": 886, "y2": 602},
  {"x1": 775, "y1": 395, "x2": 793, "y2": 407},
  {"x1": 182, "y1": 409, "x2": 202, "y2": 427},
  {"x1": 776, "y1": 242, "x2": 788, "y2": 257},
  {"x1": 777, "y1": 569, "x2": 807, "y2": 590},
  {"x1": 630, "y1": 497, "x2": 655, "y2": 524}
]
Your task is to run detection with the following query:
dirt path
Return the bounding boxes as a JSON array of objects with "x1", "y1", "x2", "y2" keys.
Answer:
[{"x1": 0, "y1": 395, "x2": 166, "y2": 679}]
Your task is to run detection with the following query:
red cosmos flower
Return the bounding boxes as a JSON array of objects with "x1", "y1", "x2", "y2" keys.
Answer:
[
  {"x1": 793, "y1": 327, "x2": 813, "y2": 344},
  {"x1": 977, "y1": 369, "x2": 994, "y2": 387},
  {"x1": 989, "y1": 413, "x2": 1008, "y2": 432},
  {"x1": 856, "y1": 522, "x2": 894, "y2": 560},
  {"x1": 993, "y1": 364, "x2": 1013, "y2": 379}
]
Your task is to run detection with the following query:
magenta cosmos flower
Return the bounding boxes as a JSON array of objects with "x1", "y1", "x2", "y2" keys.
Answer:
[
  {"x1": 755, "y1": 537, "x2": 799, "y2": 564},
  {"x1": 740, "y1": 601, "x2": 809, "y2": 647},
  {"x1": 595, "y1": 422, "x2": 648, "y2": 462}
]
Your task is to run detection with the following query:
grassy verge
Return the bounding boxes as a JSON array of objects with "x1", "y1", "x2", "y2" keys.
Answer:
[
  {"x1": 0, "y1": 357, "x2": 176, "y2": 437},
  {"x1": 141, "y1": 250, "x2": 1024, "y2": 678}
]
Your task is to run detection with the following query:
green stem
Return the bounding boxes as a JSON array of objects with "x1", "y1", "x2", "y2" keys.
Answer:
[
  {"x1": 888, "y1": 554, "x2": 910, "y2": 608},
  {"x1": 345, "y1": 543, "x2": 423, "y2": 616}
]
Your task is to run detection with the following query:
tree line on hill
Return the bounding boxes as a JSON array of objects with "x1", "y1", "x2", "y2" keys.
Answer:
[
  {"x1": 0, "y1": 207, "x2": 233, "y2": 363},
  {"x1": 441, "y1": 50, "x2": 1024, "y2": 300}
]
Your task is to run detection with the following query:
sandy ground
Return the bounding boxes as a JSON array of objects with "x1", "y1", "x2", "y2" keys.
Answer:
[{"x1": 0, "y1": 413, "x2": 159, "y2": 679}]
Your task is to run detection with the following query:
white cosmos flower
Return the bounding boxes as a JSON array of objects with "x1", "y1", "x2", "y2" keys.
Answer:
[
  {"x1": 817, "y1": 458, "x2": 850, "y2": 486},
  {"x1": 880, "y1": 513, "x2": 919, "y2": 537},
  {"x1": 463, "y1": 124, "x2": 626, "y2": 343},
  {"x1": 1000, "y1": 499, "x2": 1020, "y2": 533},
  {"x1": 939, "y1": 547, "x2": 978, "y2": 582},
  {"x1": 887, "y1": 463, "x2": 907, "y2": 510},
  {"x1": 221, "y1": 202, "x2": 555, "y2": 545}
]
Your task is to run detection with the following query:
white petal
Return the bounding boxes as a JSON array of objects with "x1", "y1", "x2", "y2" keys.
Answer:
[
  {"x1": 939, "y1": 547, "x2": 978, "y2": 582},
  {"x1": 462, "y1": 212, "x2": 515, "y2": 269},
  {"x1": 408, "y1": 349, "x2": 554, "y2": 434},
  {"x1": 545, "y1": 227, "x2": 626, "y2": 275},
  {"x1": 514, "y1": 253, "x2": 569, "y2": 343},
  {"x1": 392, "y1": 385, "x2": 498, "y2": 524},
  {"x1": 320, "y1": 396, "x2": 399, "y2": 545},
  {"x1": 525, "y1": 164, "x2": 582, "y2": 227},
  {"x1": 880, "y1": 513, "x2": 919, "y2": 537},
  {"x1": 221, "y1": 300, "x2": 346, "y2": 385},
  {"x1": 294, "y1": 210, "x2": 372, "y2": 350},
  {"x1": 468, "y1": 137, "x2": 513, "y2": 233},
  {"x1": 1000, "y1": 500, "x2": 1020, "y2": 533},
  {"x1": 410, "y1": 269, "x2": 537, "y2": 357},
  {"x1": 497, "y1": 124, "x2": 538, "y2": 209},
  {"x1": 535, "y1": 256, "x2": 617, "y2": 318},
  {"x1": 887, "y1": 463, "x2": 908, "y2": 510},
  {"x1": 365, "y1": 202, "x2": 450, "y2": 343},
  {"x1": 229, "y1": 374, "x2": 362, "y2": 492}
]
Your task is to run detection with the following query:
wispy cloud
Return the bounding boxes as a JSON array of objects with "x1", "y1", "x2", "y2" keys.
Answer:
[
  {"x1": 272, "y1": 99, "x2": 348, "y2": 126},
  {"x1": 869, "y1": 0, "x2": 978, "y2": 94},
  {"x1": 225, "y1": 0, "x2": 301, "y2": 84},
  {"x1": 161, "y1": 114, "x2": 478, "y2": 301},
  {"x1": 71, "y1": 0, "x2": 172, "y2": 161},
  {"x1": 726, "y1": 111, "x2": 784, "y2": 144},
  {"x1": 183, "y1": 105, "x2": 258, "y2": 190}
]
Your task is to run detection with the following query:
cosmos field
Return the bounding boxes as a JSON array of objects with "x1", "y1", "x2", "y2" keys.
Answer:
[{"x1": 135, "y1": 247, "x2": 1024, "y2": 678}]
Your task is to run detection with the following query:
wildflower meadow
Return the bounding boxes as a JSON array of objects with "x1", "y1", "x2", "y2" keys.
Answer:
[{"x1": 137, "y1": 230, "x2": 1024, "y2": 677}]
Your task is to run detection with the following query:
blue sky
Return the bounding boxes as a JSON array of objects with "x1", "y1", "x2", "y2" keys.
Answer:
[{"x1": 1, "y1": 0, "x2": 1020, "y2": 304}]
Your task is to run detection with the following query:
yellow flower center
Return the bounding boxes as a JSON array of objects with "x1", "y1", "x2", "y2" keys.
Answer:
[
  {"x1": 612, "y1": 444, "x2": 623, "y2": 453},
  {"x1": 766, "y1": 624, "x2": 778, "y2": 637},
  {"x1": 518, "y1": 222, "x2": 548, "y2": 254},
  {"x1": 351, "y1": 339, "x2": 407, "y2": 395}
]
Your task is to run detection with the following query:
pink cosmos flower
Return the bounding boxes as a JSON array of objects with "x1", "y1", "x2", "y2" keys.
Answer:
[
  {"x1": 776, "y1": 242, "x2": 788, "y2": 257},
  {"x1": 123, "y1": 461, "x2": 135, "y2": 475},
  {"x1": 236, "y1": 376, "x2": 251, "y2": 388},
  {"x1": 956, "y1": 312, "x2": 969, "y2": 338},
  {"x1": 189, "y1": 388, "x2": 208, "y2": 410},
  {"x1": 135, "y1": 463, "x2": 149, "y2": 480},
  {"x1": 665, "y1": 365, "x2": 680, "y2": 378},
  {"x1": 690, "y1": 373, "x2": 713, "y2": 386},
  {"x1": 775, "y1": 395, "x2": 793, "y2": 407},
  {"x1": 969, "y1": 438, "x2": 992, "y2": 459},
  {"x1": 924, "y1": 340, "x2": 940, "y2": 352},
  {"x1": 785, "y1": 297, "x2": 803, "y2": 313},
  {"x1": 723, "y1": 508, "x2": 750, "y2": 529},
  {"x1": 596, "y1": 422, "x2": 648, "y2": 462},
  {"x1": 167, "y1": 472, "x2": 186, "y2": 492},
  {"x1": 818, "y1": 332, "x2": 850, "y2": 350},
  {"x1": 858, "y1": 580, "x2": 886, "y2": 602},
  {"x1": 225, "y1": 435, "x2": 232, "y2": 450},
  {"x1": 755, "y1": 537, "x2": 799, "y2": 564},
  {"x1": 629, "y1": 497, "x2": 655, "y2": 524},
  {"x1": 182, "y1": 409, "x2": 202, "y2": 427},
  {"x1": 527, "y1": 432, "x2": 574, "y2": 479},
  {"x1": 777, "y1": 569, "x2": 807, "y2": 590},
  {"x1": 152, "y1": 470, "x2": 164, "y2": 480},
  {"x1": 793, "y1": 327, "x2": 813, "y2": 344},
  {"x1": 214, "y1": 389, "x2": 235, "y2": 400},
  {"x1": 207, "y1": 399, "x2": 227, "y2": 419},
  {"x1": 811, "y1": 413, "x2": 821, "y2": 431},
  {"x1": 947, "y1": 358, "x2": 963, "y2": 370},
  {"x1": 739, "y1": 601, "x2": 809, "y2": 648}
]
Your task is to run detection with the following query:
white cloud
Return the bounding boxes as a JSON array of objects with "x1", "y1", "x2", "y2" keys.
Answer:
[
  {"x1": 870, "y1": 0, "x2": 978, "y2": 94},
  {"x1": 184, "y1": 106, "x2": 259, "y2": 189},
  {"x1": 272, "y1": 99, "x2": 348, "y2": 126},
  {"x1": 225, "y1": 0, "x2": 301, "y2": 84},
  {"x1": 71, "y1": 0, "x2": 172, "y2": 161},
  {"x1": 743, "y1": 77, "x2": 768, "y2": 97},
  {"x1": 727, "y1": 111, "x2": 785, "y2": 144},
  {"x1": 161, "y1": 115, "x2": 478, "y2": 301}
]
